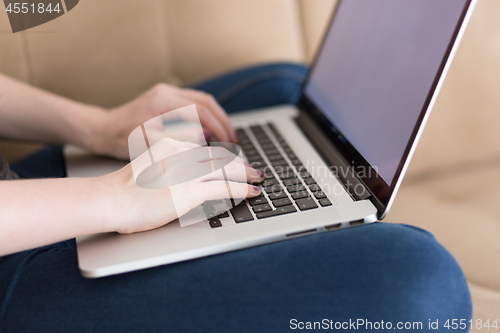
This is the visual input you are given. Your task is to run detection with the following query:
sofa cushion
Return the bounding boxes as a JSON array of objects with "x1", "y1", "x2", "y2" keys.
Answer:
[
  {"x1": 386, "y1": 161, "x2": 500, "y2": 291},
  {"x1": 15, "y1": 0, "x2": 175, "y2": 108},
  {"x1": 159, "y1": 0, "x2": 309, "y2": 86}
]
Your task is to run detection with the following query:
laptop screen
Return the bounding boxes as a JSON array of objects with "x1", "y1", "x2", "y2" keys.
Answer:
[{"x1": 301, "y1": 0, "x2": 471, "y2": 211}]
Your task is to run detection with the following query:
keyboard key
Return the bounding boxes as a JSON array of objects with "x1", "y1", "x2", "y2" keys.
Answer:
[
  {"x1": 250, "y1": 125, "x2": 265, "y2": 133},
  {"x1": 253, "y1": 132, "x2": 269, "y2": 139},
  {"x1": 272, "y1": 198, "x2": 292, "y2": 207},
  {"x1": 205, "y1": 211, "x2": 219, "y2": 219},
  {"x1": 271, "y1": 159, "x2": 289, "y2": 167},
  {"x1": 250, "y1": 160, "x2": 267, "y2": 168},
  {"x1": 264, "y1": 184, "x2": 283, "y2": 193},
  {"x1": 291, "y1": 191, "x2": 309, "y2": 200},
  {"x1": 262, "y1": 147, "x2": 280, "y2": 155},
  {"x1": 261, "y1": 143, "x2": 276, "y2": 150},
  {"x1": 319, "y1": 198, "x2": 332, "y2": 207},
  {"x1": 290, "y1": 159, "x2": 302, "y2": 166},
  {"x1": 240, "y1": 142, "x2": 254, "y2": 149},
  {"x1": 287, "y1": 184, "x2": 306, "y2": 193},
  {"x1": 237, "y1": 136, "x2": 247, "y2": 141},
  {"x1": 303, "y1": 178, "x2": 317, "y2": 185},
  {"x1": 262, "y1": 169, "x2": 276, "y2": 179},
  {"x1": 248, "y1": 196, "x2": 269, "y2": 206},
  {"x1": 283, "y1": 178, "x2": 300, "y2": 187},
  {"x1": 254, "y1": 165, "x2": 273, "y2": 178},
  {"x1": 295, "y1": 197, "x2": 318, "y2": 211},
  {"x1": 252, "y1": 204, "x2": 273, "y2": 213},
  {"x1": 295, "y1": 165, "x2": 308, "y2": 173},
  {"x1": 267, "y1": 191, "x2": 288, "y2": 200},
  {"x1": 202, "y1": 200, "x2": 222, "y2": 207},
  {"x1": 217, "y1": 211, "x2": 230, "y2": 218},
  {"x1": 245, "y1": 151, "x2": 261, "y2": 159},
  {"x1": 230, "y1": 203, "x2": 254, "y2": 223},
  {"x1": 247, "y1": 155, "x2": 264, "y2": 163},
  {"x1": 314, "y1": 191, "x2": 327, "y2": 199},
  {"x1": 239, "y1": 138, "x2": 251, "y2": 144},
  {"x1": 267, "y1": 154, "x2": 284, "y2": 161},
  {"x1": 275, "y1": 165, "x2": 294, "y2": 174},
  {"x1": 257, "y1": 138, "x2": 272, "y2": 145},
  {"x1": 299, "y1": 170, "x2": 311, "y2": 178},
  {"x1": 278, "y1": 171, "x2": 296, "y2": 180},
  {"x1": 242, "y1": 147, "x2": 256, "y2": 155},
  {"x1": 309, "y1": 184, "x2": 321, "y2": 192},
  {"x1": 262, "y1": 178, "x2": 279, "y2": 187},
  {"x1": 209, "y1": 217, "x2": 222, "y2": 228},
  {"x1": 256, "y1": 205, "x2": 297, "y2": 219}
]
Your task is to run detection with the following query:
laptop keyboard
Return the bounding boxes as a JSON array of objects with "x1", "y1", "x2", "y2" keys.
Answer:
[{"x1": 205, "y1": 123, "x2": 333, "y2": 228}]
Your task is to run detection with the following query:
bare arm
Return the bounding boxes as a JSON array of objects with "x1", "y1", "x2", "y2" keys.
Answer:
[
  {"x1": 0, "y1": 74, "x2": 237, "y2": 158},
  {"x1": 0, "y1": 74, "x2": 257, "y2": 256},
  {"x1": 0, "y1": 175, "x2": 115, "y2": 255},
  {"x1": 0, "y1": 153, "x2": 262, "y2": 257},
  {"x1": 0, "y1": 73, "x2": 106, "y2": 150}
]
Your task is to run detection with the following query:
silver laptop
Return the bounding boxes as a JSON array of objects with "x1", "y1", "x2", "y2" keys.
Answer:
[{"x1": 66, "y1": 0, "x2": 477, "y2": 278}]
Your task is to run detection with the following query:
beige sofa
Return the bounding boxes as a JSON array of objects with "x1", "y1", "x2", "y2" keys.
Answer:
[{"x1": 1, "y1": 0, "x2": 499, "y2": 326}]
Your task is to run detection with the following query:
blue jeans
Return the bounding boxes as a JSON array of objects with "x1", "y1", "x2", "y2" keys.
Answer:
[{"x1": 2, "y1": 63, "x2": 471, "y2": 332}]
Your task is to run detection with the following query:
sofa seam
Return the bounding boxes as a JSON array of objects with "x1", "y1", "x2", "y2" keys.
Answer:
[
  {"x1": 154, "y1": 0, "x2": 176, "y2": 85},
  {"x1": 19, "y1": 33, "x2": 34, "y2": 85},
  {"x1": 291, "y1": 0, "x2": 308, "y2": 62}
]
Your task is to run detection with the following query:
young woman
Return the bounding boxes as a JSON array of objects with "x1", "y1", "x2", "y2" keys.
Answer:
[{"x1": 0, "y1": 63, "x2": 472, "y2": 332}]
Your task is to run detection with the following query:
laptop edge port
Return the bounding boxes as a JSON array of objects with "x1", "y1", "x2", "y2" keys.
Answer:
[
  {"x1": 286, "y1": 229, "x2": 317, "y2": 237},
  {"x1": 325, "y1": 223, "x2": 342, "y2": 231},
  {"x1": 349, "y1": 219, "x2": 365, "y2": 227}
]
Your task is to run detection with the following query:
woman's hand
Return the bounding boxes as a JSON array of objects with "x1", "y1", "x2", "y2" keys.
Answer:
[
  {"x1": 105, "y1": 138, "x2": 263, "y2": 234},
  {"x1": 90, "y1": 83, "x2": 237, "y2": 160}
]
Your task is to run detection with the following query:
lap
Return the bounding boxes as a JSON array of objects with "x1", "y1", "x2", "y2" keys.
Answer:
[{"x1": 0, "y1": 223, "x2": 471, "y2": 332}]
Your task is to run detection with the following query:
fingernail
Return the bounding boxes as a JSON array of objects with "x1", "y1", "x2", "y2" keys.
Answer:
[
  {"x1": 253, "y1": 186, "x2": 262, "y2": 193},
  {"x1": 203, "y1": 130, "x2": 212, "y2": 143},
  {"x1": 256, "y1": 170, "x2": 264, "y2": 178}
]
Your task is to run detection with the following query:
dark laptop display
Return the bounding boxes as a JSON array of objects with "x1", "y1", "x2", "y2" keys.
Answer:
[{"x1": 299, "y1": 0, "x2": 471, "y2": 217}]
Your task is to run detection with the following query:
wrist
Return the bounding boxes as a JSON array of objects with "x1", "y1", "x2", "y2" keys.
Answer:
[
  {"x1": 77, "y1": 106, "x2": 114, "y2": 156},
  {"x1": 95, "y1": 166, "x2": 138, "y2": 234},
  {"x1": 86, "y1": 171, "x2": 126, "y2": 234}
]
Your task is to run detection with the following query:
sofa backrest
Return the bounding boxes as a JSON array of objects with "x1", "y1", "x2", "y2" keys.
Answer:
[
  {"x1": 0, "y1": 0, "x2": 336, "y2": 108},
  {"x1": 0, "y1": 0, "x2": 499, "y2": 178}
]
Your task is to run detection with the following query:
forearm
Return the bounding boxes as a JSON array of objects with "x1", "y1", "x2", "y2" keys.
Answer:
[
  {"x1": 0, "y1": 176, "x2": 118, "y2": 256},
  {"x1": 0, "y1": 73, "x2": 106, "y2": 150}
]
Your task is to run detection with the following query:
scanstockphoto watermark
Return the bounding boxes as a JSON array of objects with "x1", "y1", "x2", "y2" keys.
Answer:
[
  {"x1": 290, "y1": 319, "x2": 424, "y2": 330},
  {"x1": 290, "y1": 318, "x2": 496, "y2": 330}
]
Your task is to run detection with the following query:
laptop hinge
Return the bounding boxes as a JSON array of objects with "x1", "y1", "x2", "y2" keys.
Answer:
[{"x1": 294, "y1": 110, "x2": 372, "y2": 202}]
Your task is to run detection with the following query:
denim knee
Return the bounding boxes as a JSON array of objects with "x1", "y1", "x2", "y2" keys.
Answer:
[{"x1": 335, "y1": 223, "x2": 472, "y2": 328}]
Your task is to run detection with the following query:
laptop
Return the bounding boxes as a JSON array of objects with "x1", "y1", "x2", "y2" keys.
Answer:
[{"x1": 66, "y1": 0, "x2": 477, "y2": 278}]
